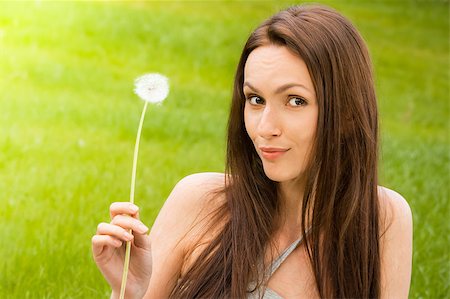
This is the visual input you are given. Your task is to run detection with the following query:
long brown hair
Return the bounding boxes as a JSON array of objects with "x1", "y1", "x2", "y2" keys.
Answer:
[{"x1": 171, "y1": 4, "x2": 380, "y2": 298}]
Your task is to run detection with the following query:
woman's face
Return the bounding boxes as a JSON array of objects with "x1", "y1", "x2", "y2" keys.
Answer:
[{"x1": 244, "y1": 45, "x2": 318, "y2": 183}]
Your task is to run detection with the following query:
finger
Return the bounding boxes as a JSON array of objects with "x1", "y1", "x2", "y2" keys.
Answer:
[
  {"x1": 97, "y1": 222, "x2": 134, "y2": 242},
  {"x1": 132, "y1": 232, "x2": 150, "y2": 249},
  {"x1": 111, "y1": 215, "x2": 149, "y2": 234},
  {"x1": 92, "y1": 234, "x2": 123, "y2": 257},
  {"x1": 109, "y1": 202, "x2": 140, "y2": 219}
]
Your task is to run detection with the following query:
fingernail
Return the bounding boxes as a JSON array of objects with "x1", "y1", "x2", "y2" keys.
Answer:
[
  {"x1": 138, "y1": 223, "x2": 149, "y2": 233},
  {"x1": 123, "y1": 231, "x2": 133, "y2": 240},
  {"x1": 130, "y1": 204, "x2": 139, "y2": 212}
]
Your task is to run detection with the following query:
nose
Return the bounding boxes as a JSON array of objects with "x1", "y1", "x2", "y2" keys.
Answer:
[{"x1": 257, "y1": 105, "x2": 282, "y2": 138}]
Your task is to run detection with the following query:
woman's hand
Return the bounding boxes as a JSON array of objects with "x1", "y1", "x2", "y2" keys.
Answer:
[{"x1": 92, "y1": 202, "x2": 152, "y2": 299}]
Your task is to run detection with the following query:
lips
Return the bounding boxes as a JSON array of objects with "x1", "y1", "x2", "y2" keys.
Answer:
[{"x1": 259, "y1": 146, "x2": 290, "y2": 160}]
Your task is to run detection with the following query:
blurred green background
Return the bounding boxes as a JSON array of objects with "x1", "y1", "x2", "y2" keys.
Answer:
[{"x1": 0, "y1": 0, "x2": 448, "y2": 298}]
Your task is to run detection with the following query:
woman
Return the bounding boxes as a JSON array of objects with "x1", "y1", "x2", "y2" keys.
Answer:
[{"x1": 92, "y1": 4, "x2": 412, "y2": 298}]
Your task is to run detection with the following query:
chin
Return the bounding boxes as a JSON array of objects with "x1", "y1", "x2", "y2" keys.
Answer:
[{"x1": 263, "y1": 167, "x2": 301, "y2": 183}]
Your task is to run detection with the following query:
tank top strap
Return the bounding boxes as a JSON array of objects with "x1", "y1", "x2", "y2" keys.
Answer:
[{"x1": 266, "y1": 229, "x2": 310, "y2": 278}]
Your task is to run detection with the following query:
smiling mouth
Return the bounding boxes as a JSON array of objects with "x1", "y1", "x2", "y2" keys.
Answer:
[{"x1": 259, "y1": 147, "x2": 290, "y2": 160}]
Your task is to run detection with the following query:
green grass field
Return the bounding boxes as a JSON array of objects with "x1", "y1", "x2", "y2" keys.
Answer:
[{"x1": 0, "y1": 1, "x2": 448, "y2": 298}]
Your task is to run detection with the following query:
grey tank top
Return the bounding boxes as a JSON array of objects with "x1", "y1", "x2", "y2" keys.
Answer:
[{"x1": 247, "y1": 232, "x2": 307, "y2": 299}]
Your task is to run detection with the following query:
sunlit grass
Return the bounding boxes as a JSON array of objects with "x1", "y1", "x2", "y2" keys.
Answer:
[{"x1": 0, "y1": 1, "x2": 448, "y2": 298}]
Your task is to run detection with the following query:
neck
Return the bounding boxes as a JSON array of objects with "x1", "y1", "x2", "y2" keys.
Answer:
[{"x1": 277, "y1": 176, "x2": 307, "y2": 235}]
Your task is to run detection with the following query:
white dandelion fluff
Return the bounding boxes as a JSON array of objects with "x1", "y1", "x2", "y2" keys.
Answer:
[
  {"x1": 134, "y1": 73, "x2": 169, "y2": 104},
  {"x1": 120, "y1": 72, "x2": 169, "y2": 299}
]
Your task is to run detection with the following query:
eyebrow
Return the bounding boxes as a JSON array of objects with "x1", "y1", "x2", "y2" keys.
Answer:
[{"x1": 243, "y1": 82, "x2": 312, "y2": 94}]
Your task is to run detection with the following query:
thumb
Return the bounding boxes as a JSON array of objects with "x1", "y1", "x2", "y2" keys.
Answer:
[{"x1": 132, "y1": 228, "x2": 151, "y2": 250}]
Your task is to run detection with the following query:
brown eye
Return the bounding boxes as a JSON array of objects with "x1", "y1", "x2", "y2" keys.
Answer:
[
  {"x1": 248, "y1": 96, "x2": 265, "y2": 105},
  {"x1": 288, "y1": 97, "x2": 307, "y2": 107}
]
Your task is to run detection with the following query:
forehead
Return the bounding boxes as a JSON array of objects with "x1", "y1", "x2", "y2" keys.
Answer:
[{"x1": 244, "y1": 45, "x2": 313, "y2": 91}]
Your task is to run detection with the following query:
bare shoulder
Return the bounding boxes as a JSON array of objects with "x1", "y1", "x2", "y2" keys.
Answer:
[
  {"x1": 377, "y1": 186, "x2": 413, "y2": 299},
  {"x1": 377, "y1": 186, "x2": 413, "y2": 236},
  {"x1": 150, "y1": 172, "x2": 226, "y2": 249},
  {"x1": 173, "y1": 172, "x2": 226, "y2": 201},
  {"x1": 144, "y1": 173, "x2": 226, "y2": 297},
  {"x1": 162, "y1": 172, "x2": 226, "y2": 221}
]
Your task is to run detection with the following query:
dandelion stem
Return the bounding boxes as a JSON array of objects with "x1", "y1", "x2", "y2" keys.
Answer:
[
  {"x1": 130, "y1": 101, "x2": 148, "y2": 205},
  {"x1": 119, "y1": 101, "x2": 149, "y2": 299}
]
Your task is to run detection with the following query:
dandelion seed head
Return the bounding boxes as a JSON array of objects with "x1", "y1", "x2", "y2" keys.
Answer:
[{"x1": 134, "y1": 73, "x2": 169, "y2": 104}]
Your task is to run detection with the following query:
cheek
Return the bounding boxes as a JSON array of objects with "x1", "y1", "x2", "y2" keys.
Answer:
[
  {"x1": 290, "y1": 112, "x2": 316, "y2": 133},
  {"x1": 243, "y1": 107, "x2": 256, "y2": 140},
  {"x1": 300, "y1": 115, "x2": 318, "y2": 158},
  {"x1": 304, "y1": 120, "x2": 317, "y2": 142},
  {"x1": 302, "y1": 108, "x2": 318, "y2": 136},
  {"x1": 291, "y1": 112, "x2": 318, "y2": 153}
]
